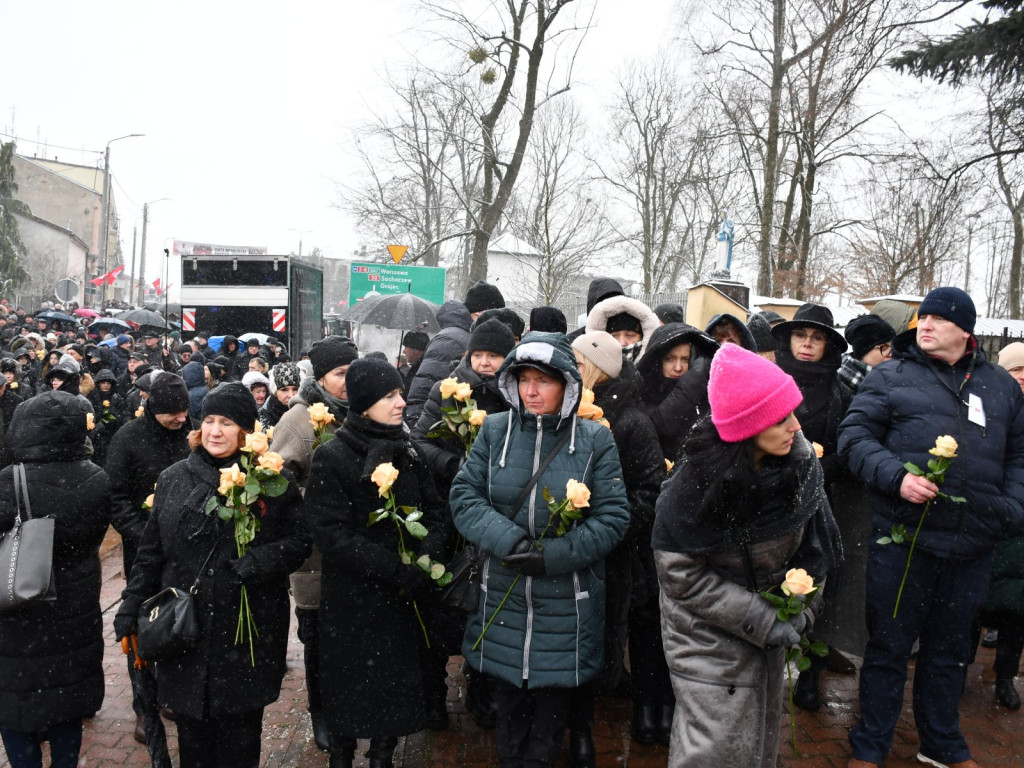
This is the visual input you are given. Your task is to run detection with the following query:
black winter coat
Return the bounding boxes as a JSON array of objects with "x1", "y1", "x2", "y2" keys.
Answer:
[
  {"x1": 118, "y1": 451, "x2": 311, "y2": 719},
  {"x1": 637, "y1": 323, "x2": 720, "y2": 462},
  {"x1": 106, "y1": 404, "x2": 190, "y2": 575},
  {"x1": 0, "y1": 392, "x2": 111, "y2": 732},
  {"x1": 410, "y1": 359, "x2": 509, "y2": 505},
  {"x1": 304, "y1": 414, "x2": 449, "y2": 738},
  {"x1": 839, "y1": 337, "x2": 1024, "y2": 559},
  {"x1": 404, "y1": 300, "x2": 472, "y2": 425}
]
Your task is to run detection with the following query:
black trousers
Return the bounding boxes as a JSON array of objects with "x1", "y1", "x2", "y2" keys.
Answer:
[
  {"x1": 492, "y1": 679, "x2": 574, "y2": 768},
  {"x1": 296, "y1": 607, "x2": 322, "y2": 712},
  {"x1": 176, "y1": 709, "x2": 264, "y2": 768}
]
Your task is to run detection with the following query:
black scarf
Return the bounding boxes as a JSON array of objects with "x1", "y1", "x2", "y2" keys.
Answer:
[
  {"x1": 339, "y1": 412, "x2": 415, "y2": 481},
  {"x1": 775, "y1": 346, "x2": 844, "y2": 447},
  {"x1": 180, "y1": 447, "x2": 242, "y2": 541}
]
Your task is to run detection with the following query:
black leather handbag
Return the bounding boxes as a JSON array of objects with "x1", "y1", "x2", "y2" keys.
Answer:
[
  {"x1": 136, "y1": 541, "x2": 219, "y2": 662},
  {"x1": 440, "y1": 429, "x2": 572, "y2": 612}
]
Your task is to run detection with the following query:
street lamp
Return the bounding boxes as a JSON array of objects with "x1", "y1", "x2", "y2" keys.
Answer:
[
  {"x1": 288, "y1": 228, "x2": 312, "y2": 258},
  {"x1": 965, "y1": 211, "x2": 983, "y2": 294},
  {"x1": 137, "y1": 198, "x2": 170, "y2": 306},
  {"x1": 98, "y1": 133, "x2": 144, "y2": 306}
]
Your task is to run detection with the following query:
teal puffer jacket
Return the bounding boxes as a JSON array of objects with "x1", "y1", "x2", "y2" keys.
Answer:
[{"x1": 450, "y1": 332, "x2": 630, "y2": 689}]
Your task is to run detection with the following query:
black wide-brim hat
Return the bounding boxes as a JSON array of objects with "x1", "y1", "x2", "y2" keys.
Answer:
[{"x1": 770, "y1": 303, "x2": 848, "y2": 352}]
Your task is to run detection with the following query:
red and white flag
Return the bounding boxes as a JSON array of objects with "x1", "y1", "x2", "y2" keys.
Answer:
[{"x1": 106, "y1": 265, "x2": 125, "y2": 285}]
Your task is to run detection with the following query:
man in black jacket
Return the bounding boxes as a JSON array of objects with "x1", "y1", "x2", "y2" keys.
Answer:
[
  {"x1": 839, "y1": 287, "x2": 1024, "y2": 768},
  {"x1": 106, "y1": 371, "x2": 191, "y2": 744}
]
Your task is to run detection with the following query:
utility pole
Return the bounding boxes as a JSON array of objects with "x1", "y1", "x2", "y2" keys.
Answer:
[
  {"x1": 139, "y1": 204, "x2": 149, "y2": 307},
  {"x1": 98, "y1": 133, "x2": 143, "y2": 306},
  {"x1": 129, "y1": 225, "x2": 137, "y2": 307}
]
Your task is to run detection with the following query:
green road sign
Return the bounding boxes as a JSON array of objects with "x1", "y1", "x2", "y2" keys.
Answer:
[{"x1": 348, "y1": 262, "x2": 446, "y2": 305}]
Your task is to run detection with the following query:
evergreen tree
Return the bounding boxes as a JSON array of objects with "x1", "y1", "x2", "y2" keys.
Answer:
[
  {"x1": 891, "y1": 1, "x2": 1024, "y2": 85},
  {"x1": 0, "y1": 142, "x2": 30, "y2": 299}
]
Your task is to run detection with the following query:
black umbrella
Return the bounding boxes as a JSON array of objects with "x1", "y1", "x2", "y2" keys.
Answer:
[
  {"x1": 36, "y1": 310, "x2": 78, "y2": 324},
  {"x1": 120, "y1": 308, "x2": 169, "y2": 329},
  {"x1": 88, "y1": 317, "x2": 132, "y2": 335},
  {"x1": 339, "y1": 290, "x2": 384, "y2": 322},
  {"x1": 145, "y1": 301, "x2": 181, "y2": 316},
  {"x1": 348, "y1": 292, "x2": 440, "y2": 334}
]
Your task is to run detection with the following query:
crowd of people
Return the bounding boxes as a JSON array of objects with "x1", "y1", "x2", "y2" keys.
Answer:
[{"x1": 0, "y1": 280, "x2": 1022, "y2": 768}]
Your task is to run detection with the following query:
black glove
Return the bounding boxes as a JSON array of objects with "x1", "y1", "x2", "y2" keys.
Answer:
[
  {"x1": 503, "y1": 539, "x2": 546, "y2": 577},
  {"x1": 686, "y1": 353, "x2": 711, "y2": 381},
  {"x1": 764, "y1": 614, "x2": 807, "y2": 648},
  {"x1": 113, "y1": 608, "x2": 137, "y2": 641},
  {"x1": 396, "y1": 563, "x2": 434, "y2": 601},
  {"x1": 229, "y1": 556, "x2": 258, "y2": 585}
]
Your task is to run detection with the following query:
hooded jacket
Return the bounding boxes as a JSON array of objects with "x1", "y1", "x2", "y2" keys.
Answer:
[
  {"x1": 839, "y1": 335, "x2": 1024, "y2": 559},
  {"x1": 636, "y1": 323, "x2": 720, "y2": 461},
  {"x1": 0, "y1": 392, "x2": 111, "y2": 731},
  {"x1": 566, "y1": 278, "x2": 625, "y2": 342},
  {"x1": 180, "y1": 360, "x2": 208, "y2": 426},
  {"x1": 405, "y1": 300, "x2": 473, "y2": 425},
  {"x1": 704, "y1": 313, "x2": 757, "y2": 351},
  {"x1": 450, "y1": 331, "x2": 630, "y2": 688},
  {"x1": 585, "y1": 296, "x2": 661, "y2": 361}
]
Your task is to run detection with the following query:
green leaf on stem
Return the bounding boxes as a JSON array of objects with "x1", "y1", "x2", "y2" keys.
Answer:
[
  {"x1": 904, "y1": 461, "x2": 925, "y2": 476},
  {"x1": 810, "y1": 641, "x2": 829, "y2": 657},
  {"x1": 777, "y1": 608, "x2": 789, "y2": 622},
  {"x1": 948, "y1": 495, "x2": 967, "y2": 503},
  {"x1": 927, "y1": 458, "x2": 940, "y2": 473},
  {"x1": 404, "y1": 508, "x2": 423, "y2": 522},
  {"x1": 367, "y1": 508, "x2": 389, "y2": 526},
  {"x1": 217, "y1": 505, "x2": 234, "y2": 522},
  {"x1": 405, "y1": 521, "x2": 428, "y2": 539},
  {"x1": 205, "y1": 496, "x2": 219, "y2": 515},
  {"x1": 263, "y1": 473, "x2": 288, "y2": 497},
  {"x1": 542, "y1": 487, "x2": 554, "y2": 503},
  {"x1": 796, "y1": 656, "x2": 812, "y2": 672},
  {"x1": 877, "y1": 536, "x2": 893, "y2": 545}
]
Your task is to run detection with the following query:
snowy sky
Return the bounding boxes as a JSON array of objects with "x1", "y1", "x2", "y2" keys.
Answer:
[{"x1": 5, "y1": 0, "x2": 681, "y2": 298}]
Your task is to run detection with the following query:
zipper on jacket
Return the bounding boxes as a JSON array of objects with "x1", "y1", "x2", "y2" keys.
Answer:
[{"x1": 522, "y1": 415, "x2": 544, "y2": 680}]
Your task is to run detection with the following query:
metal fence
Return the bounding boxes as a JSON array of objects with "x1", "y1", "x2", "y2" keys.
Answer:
[{"x1": 507, "y1": 291, "x2": 690, "y2": 331}]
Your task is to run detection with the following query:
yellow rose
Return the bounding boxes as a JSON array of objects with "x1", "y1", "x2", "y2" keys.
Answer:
[
  {"x1": 244, "y1": 431, "x2": 269, "y2": 456},
  {"x1": 143, "y1": 494, "x2": 155, "y2": 509},
  {"x1": 266, "y1": 426, "x2": 274, "y2": 442},
  {"x1": 36, "y1": 349, "x2": 45, "y2": 360},
  {"x1": 135, "y1": 405, "x2": 145, "y2": 418},
  {"x1": 812, "y1": 442, "x2": 824, "y2": 459},
  {"x1": 10, "y1": 381, "x2": 16, "y2": 389},
  {"x1": 468, "y1": 409, "x2": 487, "y2": 427},
  {"x1": 86, "y1": 412, "x2": 95, "y2": 431},
  {"x1": 665, "y1": 458, "x2": 674, "y2": 473},
  {"x1": 439, "y1": 378, "x2": 459, "y2": 400},
  {"x1": 781, "y1": 568, "x2": 815, "y2": 597},
  {"x1": 257, "y1": 451, "x2": 284, "y2": 474},
  {"x1": 929, "y1": 435, "x2": 958, "y2": 459},
  {"x1": 218, "y1": 464, "x2": 247, "y2": 496},
  {"x1": 453, "y1": 382, "x2": 473, "y2": 402},
  {"x1": 565, "y1": 479, "x2": 591, "y2": 510},
  {"x1": 102, "y1": 400, "x2": 110, "y2": 408},
  {"x1": 253, "y1": 420, "x2": 264, "y2": 433},
  {"x1": 370, "y1": 462, "x2": 399, "y2": 497},
  {"x1": 307, "y1": 402, "x2": 334, "y2": 428}
]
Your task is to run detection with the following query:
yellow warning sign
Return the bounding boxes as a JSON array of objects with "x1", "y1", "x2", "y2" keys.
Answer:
[{"x1": 387, "y1": 245, "x2": 408, "y2": 264}]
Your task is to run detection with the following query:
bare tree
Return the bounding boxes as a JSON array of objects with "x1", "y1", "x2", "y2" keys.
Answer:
[
  {"x1": 424, "y1": 0, "x2": 591, "y2": 283},
  {"x1": 337, "y1": 71, "x2": 482, "y2": 268},
  {"x1": 599, "y1": 60, "x2": 740, "y2": 292},
  {"x1": 843, "y1": 152, "x2": 974, "y2": 296},
  {"x1": 504, "y1": 98, "x2": 615, "y2": 303}
]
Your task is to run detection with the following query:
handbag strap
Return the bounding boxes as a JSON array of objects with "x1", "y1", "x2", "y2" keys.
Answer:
[
  {"x1": 13, "y1": 463, "x2": 31, "y2": 524},
  {"x1": 189, "y1": 539, "x2": 224, "y2": 595},
  {"x1": 507, "y1": 426, "x2": 574, "y2": 519}
]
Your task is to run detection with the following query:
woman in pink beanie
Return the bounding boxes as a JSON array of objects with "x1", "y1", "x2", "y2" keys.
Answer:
[{"x1": 650, "y1": 343, "x2": 841, "y2": 767}]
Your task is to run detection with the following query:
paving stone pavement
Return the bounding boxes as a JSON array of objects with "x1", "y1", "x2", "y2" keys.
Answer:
[{"x1": 2, "y1": 530, "x2": 1022, "y2": 767}]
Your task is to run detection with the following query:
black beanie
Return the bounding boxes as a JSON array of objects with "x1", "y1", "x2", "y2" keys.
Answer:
[
  {"x1": 201, "y1": 382, "x2": 258, "y2": 430},
  {"x1": 653, "y1": 303, "x2": 685, "y2": 325},
  {"x1": 468, "y1": 318, "x2": 516, "y2": 357},
  {"x1": 845, "y1": 314, "x2": 895, "y2": 360},
  {"x1": 402, "y1": 331, "x2": 430, "y2": 351},
  {"x1": 309, "y1": 335, "x2": 359, "y2": 379},
  {"x1": 529, "y1": 306, "x2": 567, "y2": 334},
  {"x1": 346, "y1": 357, "x2": 405, "y2": 415},
  {"x1": 747, "y1": 312, "x2": 776, "y2": 353},
  {"x1": 474, "y1": 307, "x2": 525, "y2": 339},
  {"x1": 918, "y1": 286, "x2": 976, "y2": 334},
  {"x1": 149, "y1": 372, "x2": 190, "y2": 414},
  {"x1": 605, "y1": 312, "x2": 643, "y2": 336},
  {"x1": 464, "y1": 280, "x2": 505, "y2": 313}
]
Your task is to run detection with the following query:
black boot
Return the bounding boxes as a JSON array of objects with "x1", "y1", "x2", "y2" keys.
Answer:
[
  {"x1": 368, "y1": 736, "x2": 398, "y2": 768},
  {"x1": 569, "y1": 728, "x2": 596, "y2": 768},
  {"x1": 311, "y1": 711, "x2": 331, "y2": 752},
  {"x1": 328, "y1": 738, "x2": 355, "y2": 768},
  {"x1": 631, "y1": 702, "x2": 657, "y2": 746},
  {"x1": 996, "y1": 677, "x2": 1021, "y2": 710},
  {"x1": 793, "y1": 656, "x2": 823, "y2": 712},
  {"x1": 655, "y1": 701, "x2": 674, "y2": 746}
]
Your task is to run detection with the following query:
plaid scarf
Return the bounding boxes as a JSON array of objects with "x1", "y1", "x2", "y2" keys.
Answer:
[{"x1": 837, "y1": 353, "x2": 869, "y2": 392}]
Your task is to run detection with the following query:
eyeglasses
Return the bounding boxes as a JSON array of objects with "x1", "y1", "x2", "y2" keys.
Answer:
[
  {"x1": 792, "y1": 328, "x2": 827, "y2": 345},
  {"x1": 874, "y1": 342, "x2": 892, "y2": 358}
]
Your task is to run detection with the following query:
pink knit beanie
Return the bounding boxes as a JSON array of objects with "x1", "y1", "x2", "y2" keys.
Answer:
[{"x1": 708, "y1": 343, "x2": 803, "y2": 442}]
